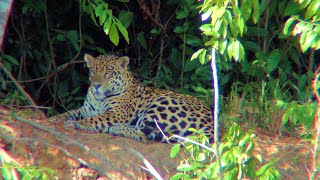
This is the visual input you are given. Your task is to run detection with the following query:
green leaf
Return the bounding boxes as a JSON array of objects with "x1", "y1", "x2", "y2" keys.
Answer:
[
  {"x1": 230, "y1": 20, "x2": 239, "y2": 37},
  {"x1": 199, "y1": 24, "x2": 213, "y2": 33},
  {"x1": 300, "y1": 0, "x2": 312, "y2": 9},
  {"x1": 267, "y1": 49, "x2": 281, "y2": 74},
  {"x1": 1, "y1": 165, "x2": 12, "y2": 180},
  {"x1": 219, "y1": 39, "x2": 227, "y2": 54},
  {"x1": 237, "y1": 18, "x2": 245, "y2": 36},
  {"x1": 71, "y1": 87, "x2": 80, "y2": 95},
  {"x1": 137, "y1": 32, "x2": 147, "y2": 50},
  {"x1": 216, "y1": 5, "x2": 226, "y2": 18},
  {"x1": 233, "y1": 40, "x2": 241, "y2": 61},
  {"x1": 256, "y1": 163, "x2": 273, "y2": 176},
  {"x1": 94, "y1": 3, "x2": 104, "y2": 17},
  {"x1": 170, "y1": 173, "x2": 186, "y2": 180},
  {"x1": 184, "y1": 58, "x2": 201, "y2": 72},
  {"x1": 184, "y1": 34, "x2": 202, "y2": 46},
  {"x1": 177, "y1": 164, "x2": 195, "y2": 171},
  {"x1": 241, "y1": 0, "x2": 252, "y2": 21},
  {"x1": 170, "y1": 144, "x2": 180, "y2": 158},
  {"x1": 252, "y1": 0, "x2": 260, "y2": 23},
  {"x1": 227, "y1": 39, "x2": 235, "y2": 60},
  {"x1": 283, "y1": 17, "x2": 296, "y2": 35},
  {"x1": 196, "y1": 153, "x2": 206, "y2": 161},
  {"x1": 301, "y1": 31, "x2": 318, "y2": 52},
  {"x1": 99, "y1": 10, "x2": 107, "y2": 25},
  {"x1": 191, "y1": 49, "x2": 204, "y2": 61},
  {"x1": 66, "y1": 30, "x2": 78, "y2": 42},
  {"x1": 201, "y1": 7, "x2": 213, "y2": 21},
  {"x1": 109, "y1": 22, "x2": 119, "y2": 46},
  {"x1": 305, "y1": 0, "x2": 320, "y2": 20},
  {"x1": 4, "y1": 55, "x2": 19, "y2": 65},
  {"x1": 284, "y1": 1, "x2": 300, "y2": 17},
  {"x1": 103, "y1": 17, "x2": 112, "y2": 35},
  {"x1": 173, "y1": 26, "x2": 185, "y2": 33},
  {"x1": 199, "y1": 49, "x2": 207, "y2": 64},
  {"x1": 56, "y1": 34, "x2": 65, "y2": 41},
  {"x1": 89, "y1": 5, "x2": 98, "y2": 26},
  {"x1": 176, "y1": 10, "x2": 188, "y2": 19},
  {"x1": 115, "y1": 20, "x2": 129, "y2": 44},
  {"x1": 118, "y1": 10, "x2": 133, "y2": 28},
  {"x1": 244, "y1": 41, "x2": 261, "y2": 52}
]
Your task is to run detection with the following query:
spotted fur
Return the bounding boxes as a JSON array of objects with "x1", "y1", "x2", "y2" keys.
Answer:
[{"x1": 49, "y1": 54, "x2": 214, "y2": 143}]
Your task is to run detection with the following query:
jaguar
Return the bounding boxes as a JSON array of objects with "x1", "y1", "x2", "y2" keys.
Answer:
[{"x1": 49, "y1": 54, "x2": 214, "y2": 143}]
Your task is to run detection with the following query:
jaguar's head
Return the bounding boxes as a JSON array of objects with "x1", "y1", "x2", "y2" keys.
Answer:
[{"x1": 84, "y1": 54, "x2": 130, "y2": 101}]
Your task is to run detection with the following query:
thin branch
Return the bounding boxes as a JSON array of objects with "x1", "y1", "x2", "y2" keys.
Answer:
[
  {"x1": 4, "y1": 61, "x2": 83, "y2": 84},
  {"x1": 0, "y1": 62, "x2": 36, "y2": 106}
]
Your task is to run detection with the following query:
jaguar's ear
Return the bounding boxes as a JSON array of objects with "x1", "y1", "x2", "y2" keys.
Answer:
[
  {"x1": 84, "y1": 54, "x2": 95, "y2": 68},
  {"x1": 117, "y1": 56, "x2": 130, "y2": 70}
]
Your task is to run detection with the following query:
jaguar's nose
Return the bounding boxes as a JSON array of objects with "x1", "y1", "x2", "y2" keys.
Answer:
[{"x1": 93, "y1": 84, "x2": 101, "y2": 90}]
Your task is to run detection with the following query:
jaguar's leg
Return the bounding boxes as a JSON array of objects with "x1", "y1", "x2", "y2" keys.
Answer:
[
  {"x1": 48, "y1": 107, "x2": 87, "y2": 122},
  {"x1": 108, "y1": 124, "x2": 152, "y2": 143}
]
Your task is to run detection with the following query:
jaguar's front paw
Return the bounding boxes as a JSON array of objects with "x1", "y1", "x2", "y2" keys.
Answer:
[
  {"x1": 48, "y1": 115, "x2": 64, "y2": 122},
  {"x1": 64, "y1": 120, "x2": 76, "y2": 129}
]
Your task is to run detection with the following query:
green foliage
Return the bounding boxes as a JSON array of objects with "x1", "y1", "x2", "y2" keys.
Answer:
[
  {"x1": 81, "y1": 0, "x2": 130, "y2": 46},
  {"x1": 170, "y1": 124, "x2": 281, "y2": 179},
  {"x1": 1, "y1": 163, "x2": 56, "y2": 180},
  {"x1": 0, "y1": 152, "x2": 56, "y2": 180}
]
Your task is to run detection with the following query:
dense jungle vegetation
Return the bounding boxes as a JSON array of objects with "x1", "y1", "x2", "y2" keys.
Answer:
[{"x1": 0, "y1": 0, "x2": 319, "y2": 179}]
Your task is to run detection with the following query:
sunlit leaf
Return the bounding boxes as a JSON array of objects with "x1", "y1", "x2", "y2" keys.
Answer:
[
  {"x1": 177, "y1": 164, "x2": 196, "y2": 171},
  {"x1": 103, "y1": 17, "x2": 112, "y2": 35},
  {"x1": 305, "y1": 0, "x2": 320, "y2": 20},
  {"x1": 256, "y1": 163, "x2": 273, "y2": 176},
  {"x1": 199, "y1": 49, "x2": 207, "y2": 64},
  {"x1": 227, "y1": 39, "x2": 235, "y2": 60},
  {"x1": 170, "y1": 144, "x2": 180, "y2": 158},
  {"x1": 219, "y1": 39, "x2": 227, "y2": 54},
  {"x1": 283, "y1": 17, "x2": 296, "y2": 35},
  {"x1": 301, "y1": 31, "x2": 317, "y2": 52}
]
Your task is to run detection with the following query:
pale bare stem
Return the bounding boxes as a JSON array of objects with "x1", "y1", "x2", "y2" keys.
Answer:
[
  {"x1": 211, "y1": 49, "x2": 223, "y2": 180},
  {"x1": 129, "y1": 148, "x2": 164, "y2": 180}
]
